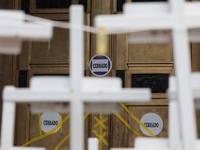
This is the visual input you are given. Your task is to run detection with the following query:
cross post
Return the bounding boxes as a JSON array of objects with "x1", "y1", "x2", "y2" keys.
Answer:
[{"x1": 70, "y1": 6, "x2": 84, "y2": 150}]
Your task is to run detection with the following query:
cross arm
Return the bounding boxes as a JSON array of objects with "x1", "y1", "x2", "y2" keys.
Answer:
[
  {"x1": 82, "y1": 78, "x2": 151, "y2": 102},
  {"x1": 95, "y1": 2, "x2": 200, "y2": 44},
  {"x1": 134, "y1": 138, "x2": 169, "y2": 150},
  {"x1": 0, "y1": 10, "x2": 53, "y2": 54},
  {"x1": 0, "y1": 23, "x2": 52, "y2": 41},
  {"x1": 3, "y1": 86, "x2": 70, "y2": 102},
  {"x1": 168, "y1": 73, "x2": 200, "y2": 100},
  {"x1": 95, "y1": 14, "x2": 172, "y2": 34},
  {"x1": 95, "y1": 2, "x2": 173, "y2": 34},
  {"x1": 0, "y1": 10, "x2": 52, "y2": 40},
  {"x1": 83, "y1": 88, "x2": 151, "y2": 102},
  {"x1": 184, "y1": 2, "x2": 200, "y2": 29}
]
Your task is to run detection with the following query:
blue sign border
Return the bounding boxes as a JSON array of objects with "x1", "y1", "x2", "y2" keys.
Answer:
[{"x1": 89, "y1": 55, "x2": 112, "y2": 77}]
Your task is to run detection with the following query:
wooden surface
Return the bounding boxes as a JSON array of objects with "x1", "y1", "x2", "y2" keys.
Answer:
[
  {"x1": 128, "y1": 43, "x2": 172, "y2": 62},
  {"x1": 127, "y1": 106, "x2": 168, "y2": 147},
  {"x1": 191, "y1": 43, "x2": 200, "y2": 72},
  {"x1": 111, "y1": 107, "x2": 127, "y2": 148},
  {"x1": 116, "y1": 34, "x2": 126, "y2": 70},
  {"x1": 29, "y1": 114, "x2": 70, "y2": 149},
  {"x1": 31, "y1": 27, "x2": 70, "y2": 63}
]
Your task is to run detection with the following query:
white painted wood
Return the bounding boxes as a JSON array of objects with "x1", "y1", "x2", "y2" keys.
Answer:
[
  {"x1": 0, "y1": 24, "x2": 52, "y2": 40},
  {"x1": 173, "y1": 26, "x2": 196, "y2": 150},
  {"x1": 168, "y1": 76, "x2": 180, "y2": 150},
  {"x1": 0, "y1": 10, "x2": 24, "y2": 21},
  {"x1": 82, "y1": 77, "x2": 121, "y2": 92},
  {"x1": 70, "y1": 6, "x2": 85, "y2": 150},
  {"x1": 124, "y1": 2, "x2": 170, "y2": 14},
  {"x1": 3, "y1": 77, "x2": 151, "y2": 103},
  {"x1": 0, "y1": 10, "x2": 52, "y2": 54},
  {"x1": 82, "y1": 89, "x2": 150, "y2": 102},
  {"x1": 168, "y1": 74, "x2": 200, "y2": 100},
  {"x1": 135, "y1": 138, "x2": 169, "y2": 149},
  {"x1": 31, "y1": 103, "x2": 70, "y2": 114},
  {"x1": 169, "y1": 101, "x2": 180, "y2": 150},
  {"x1": 3, "y1": 86, "x2": 71, "y2": 102},
  {"x1": 88, "y1": 138, "x2": 99, "y2": 150},
  {"x1": 1, "y1": 102, "x2": 16, "y2": 150},
  {"x1": 95, "y1": 2, "x2": 200, "y2": 34},
  {"x1": 30, "y1": 76, "x2": 70, "y2": 90}
]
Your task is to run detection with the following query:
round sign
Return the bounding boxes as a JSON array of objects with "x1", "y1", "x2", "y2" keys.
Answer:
[
  {"x1": 140, "y1": 113, "x2": 163, "y2": 136},
  {"x1": 41, "y1": 112, "x2": 61, "y2": 132},
  {"x1": 89, "y1": 55, "x2": 112, "y2": 77}
]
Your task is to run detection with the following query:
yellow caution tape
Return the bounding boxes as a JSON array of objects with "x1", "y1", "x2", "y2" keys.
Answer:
[
  {"x1": 21, "y1": 114, "x2": 70, "y2": 147},
  {"x1": 84, "y1": 112, "x2": 90, "y2": 120},
  {"x1": 54, "y1": 133, "x2": 70, "y2": 150},
  {"x1": 54, "y1": 113, "x2": 90, "y2": 150},
  {"x1": 92, "y1": 113, "x2": 109, "y2": 150},
  {"x1": 92, "y1": 130, "x2": 109, "y2": 146},
  {"x1": 99, "y1": 113, "x2": 103, "y2": 150},
  {"x1": 114, "y1": 113, "x2": 143, "y2": 137},
  {"x1": 94, "y1": 116, "x2": 108, "y2": 129},
  {"x1": 120, "y1": 103, "x2": 156, "y2": 137}
]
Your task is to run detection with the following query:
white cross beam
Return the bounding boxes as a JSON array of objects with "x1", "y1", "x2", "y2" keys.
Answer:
[
  {"x1": 95, "y1": 1, "x2": 199, "y2": 150},
  {"x1": 2, "y1": 5, "x2": 151, "y2": 150},
  {"x1": 0, "y1": 10, "x2": 53, "y2": 54}
]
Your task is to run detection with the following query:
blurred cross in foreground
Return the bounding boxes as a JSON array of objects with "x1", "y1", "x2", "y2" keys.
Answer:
[{"x1": 1, "y1": 5, "x2": 151, "y2": 150}]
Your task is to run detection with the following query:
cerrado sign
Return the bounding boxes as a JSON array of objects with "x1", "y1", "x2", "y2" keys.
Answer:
[
  {"x1": 140, "y1": 113, "x2": 163, "y2": 136},
  {"x1": 41, "y1": 112, "x2": 61, "y2": 132},
  {"x1": 89, "y1": 55, "x2": 112, "y2": 77}
]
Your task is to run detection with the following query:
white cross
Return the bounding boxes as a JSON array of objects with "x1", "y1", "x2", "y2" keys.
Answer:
[
  {"x1": 0, "y1": 9, "x2": 53, "y2": 150},
  {"x1": 0, "y1": 10, "x2": 52, "y2": 54},
  {"x1": 95, "y1": 0, "x2": 200, "y2": 150},
  {"x1": 2, "y1": 5, "x2": 151, "y2": 150}
]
